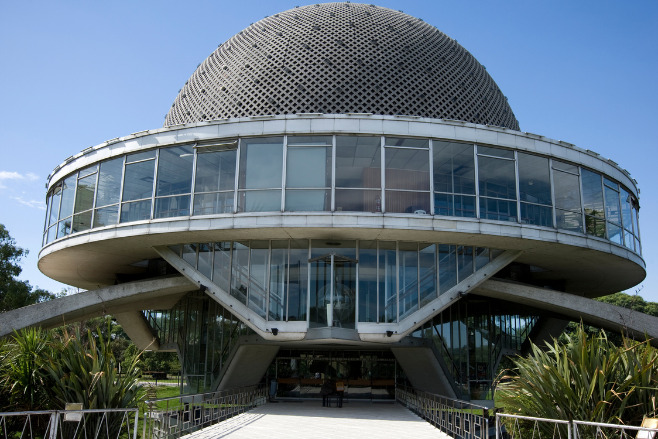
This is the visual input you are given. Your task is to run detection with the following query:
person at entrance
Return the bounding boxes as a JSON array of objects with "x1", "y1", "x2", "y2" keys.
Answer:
[
  {"x1": 335, "y1": 380, "x2": 345, "y2": 408},
  {"x1": 320, "y1": 378, "x2": 335, "y2": 407}
]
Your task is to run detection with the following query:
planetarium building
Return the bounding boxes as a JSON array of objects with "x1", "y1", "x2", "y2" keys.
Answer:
[{"x1": 8, "y1": 2, "x2": 652, "y2": 403}]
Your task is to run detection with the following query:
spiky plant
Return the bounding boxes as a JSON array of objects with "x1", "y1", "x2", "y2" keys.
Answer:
[{"x1": 497, "y1": 324, "x2": 657, "y2": 434}]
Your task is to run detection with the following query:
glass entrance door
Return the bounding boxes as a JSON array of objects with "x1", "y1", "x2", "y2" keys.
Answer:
[{"x1": 309, "y1": 253, "x2": 356, "y2": 328}]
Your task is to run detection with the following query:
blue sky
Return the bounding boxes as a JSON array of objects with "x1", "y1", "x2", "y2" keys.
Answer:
[{"x1": 1, "y1": 1, "x2": 656, "y2": 302}]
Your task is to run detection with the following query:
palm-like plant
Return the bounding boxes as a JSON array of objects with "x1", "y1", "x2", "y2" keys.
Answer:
[{"x1": 497, "y1": 324, "x2": 657, "y2": 431}]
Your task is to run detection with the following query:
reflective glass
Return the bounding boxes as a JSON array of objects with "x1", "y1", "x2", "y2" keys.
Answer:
[
  {"x1": 518, "y1": 153, "x2": 551, "y2": 205},
  {"x1": 287, "y1": 135, "x2": 332, "y2": 145},
  {"x1": 287, "y1": 241, "x2": 308, "y2": 321},
  {"x1": 385, "y1": 147, "x2": 430, "y2": 190},
  {"x1": 480, "y1": 198, "x2": 517, "y2": 222},
  {"x1": 74, "y1": 173, "x2": 96, "y2": 213},
  {"x1": 287, "y1": 146, "x2": 331, "y2": 188},
  {"x1": 193, "y1": 192, "x2": 234, "y2": 215},
  {"x1": 419, "y1": 244, "x2": 437, "y2": 307},
  {"x1": 212, "y1": 242, "x2": 231, "y2": 292},
  {"x1": 335, "y1": 189, "x2": 381, "y2": 212},
  {"x1": 475, "y1": 247, "x2": 489, "y2": 270},
  {"x1": 231, "y1": 241, "x2": 249, "y2": 305},
  {"x1": 358, "y1": 245, "x2": 378, "y2": 323},
  {"x1": 239, "y1": 137, "x2": 283, "y2": 189},
  {"x1": 478, "y1": 156, "x2": 516, "y2": 200},
  {"x1": 126, "y1": 150, "x2": 156, "y2": 163},
  {"x1": 478, "y1": 146, "x2": 514, "y2": 159},
  {"x1": 556, "y1": 209, "x2": 583, "y2": 232},
  {"x1": 385, "y1": 137, "x2": 428, "y2": 148},
  {"x1": 182, "y1": 244, "x2": 197, "y2": 267},
  {"x1": 457, "y1": 246, "x2": 474, "y2": 282},
  {"x1": 439, "y1": 244, "x2": 457, "y2": 294},
  {"x1": 195, "y1": 147, "x2": 236, "y2": 192},
  {"x1": 71, "y1": 211, "x2": 92, "y2": 233},
  {"x1": 156, "y1": 146, "x2": 194, "y2": 197},
  {"x1": 433, "y1": 141, "x2": 475, "y2": 195},
  {"x1": 48, "y1": 188, "x2": 61, "y2": 227},
  {"x1": 621, "y1": 189, "x2": 633, "y2": 231},
  {"x1": 47, "y1": 225, "x2": 57, "y2": 243},
  {"x1": 581, "y1": 169, "x2": 604, "y2": 218},
  {"x1": 604, "y1": 185, "x2": 621, "y2": 224},
  {"x1": 57, "y1": 219, "x2": 71, "y2": 238},
  {"x1": 120, "y1": 200, "x2": 151, "y2": 223},
  {"x1": 154, "y1": 195, "x2": 190, "y2": 218},
  {"x1": 520, "y1": 203, "x2": 553, "y2": 227},
  {"x1": 285, "y1": 189, "x2": 330, "y2": 211},
  {"x1": 269, "y1": 242, "x2": 288, "y2": 321},
  {"x1": 122, "y1": 160, "x2": 155, "y2": 201},
  {"x1": 198, "y1": 243, "x2": 212, "y2": 279},
  {"x1": 249, "y1": 241, "x2": 268, "y2": 318},
  {"x1": 335, "y1": 136, "x2": 381, "y2": 188},
  {"x1": 379, "y1": 242, "x2": 397, "y2": 323},
  {"x1": 96, "y1": 158, "x2": 123, "y2": 207},
  {"x1": 585, "y1": 216, "x2": 606, "y2": 238},
  {"x1": 553, "y1": 169, "x2": 581, "y2": 212},
  {"x1": 434, "y1": 193, "x2": 476, "y2": 217},
  {"x1": 398, "y1": 242, "x2": 419, "y2": 320},
  {"x1": 93, "y1": 205, "x2": 118, "y2": 227},
  {"x1": 385, "y1": 190, "x2": 430, "y2": 214},
  {"x1": 59, "y1": 176, "x2": 76, "y2": 221},
  {"x1": 239, "y1": 190, "x2": 282, "y2": 212},
  {"x1": 552, "y1": 161, "x2": 578, "y2": 174},
  {"x1": 607, "y1": 223, "x2": 623, "y2": 245}
]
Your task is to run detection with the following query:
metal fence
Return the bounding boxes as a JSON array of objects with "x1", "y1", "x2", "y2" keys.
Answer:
[
  {"x1": 0, "y1": 408, "x2": 138, "y2": 439},
  {"x1": 143, "y1": 385, "x2": 266, "y2": 438},
  {"x1": 496, "y1": 413, "x2": 658, "y2": 439},
  {"x1": 396, "y1": 385, "x2": 493, "y2": 439}
]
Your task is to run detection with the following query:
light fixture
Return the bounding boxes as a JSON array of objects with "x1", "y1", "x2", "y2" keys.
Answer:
[
  {"x1": 271, "y1": 328, "x2": 279, "y2": 336},
  {"x1": 386, "y1": 330, "x2": 393, "y2": 337}
]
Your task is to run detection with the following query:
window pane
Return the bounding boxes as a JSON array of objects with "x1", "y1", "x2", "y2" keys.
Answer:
[
  {"x1": 123, "y1": 160, "x2": 155, "y2": 201},
  {"x1": 231, "y1": 241, "x2": 249, "y2": 305},
  {"x1": 585, "y1": 215, "x2": 606, "y2": 238},
  {"x1": 249, "y1": 242, "x2": 268, "y2": 318},
  {"x1": 93, "y1": 205, "x2": 118, "y2": 227},
  {"x1": 518, "y1": 153, "x2": 551, "y2": 205},
  {"x1": 74, "y1": 174, "x2": 96, "y2": 213},
  {"x1": 478, "y1": 146, "x2": 514, "y2": 159},
  {"x1": 457, "y1": 246, "x2": 474, "y2": 282},
  {"x1": 621, "y1": 189, "x2": 633, "y2": 231},
  {"x1": 285, "y1": 189, "x2": 330, "y2": 211},
  {"x1": 358, "y1": 246, "x2": 378, "y2": 323},
  {"x1": 480, "y1": 198, "x2": 517, "y2": 222},
  {"x1": 604, "y1": 185, "x2": 621, "y2": 224},
  {"x1": 239, "y1": 190, "x2": 281, "y2": 212},
  {"x1": 195, "y1": 148, "x2": 236, "y2": 192},
  {"x1": 379, "y1": 242, "x2": 397, "y2": 323},
  {"x1": 385, "y1": 137, "x2": 428, "y2": 148},
  {"x1": 287, "y1": 135, "x2": 332, "y2": 146},
  {"x1": 419, "y1": 244, "x2": 437, "y2": 307},
  {"x1": 193, "y1": 192, "x2": 234, "y2": 215},
  {"x1": 126, "y1": 150, "x2": 155, "y2": 163},
  {"x1": 72, "y1": 211, "x2": 92, "y2": 233},
  {"x1": 553, "y1": 169, "x2": 581, "y2": 212},
  {"x1": 154, "y1": 195, "x2": 190, "y2": 218},
  {"x1": 556, "y1": 208, "x2": 583, "y2": 232},
  {"x1": 521, "y1": 203, "x2": 553, "y2": 227},
  {"x1": 239, "y1": 137, "x2": 283, "y2": 189},
  {"x1": 385, "y1": 190, "x2": 430, "y2": 214},
  {"x1": 156, "y1": 146, "x2": 194, "y2": 197},
  {"x1": 434, "y1": 193, "x2": 476, "y2": 217},
  {"x1": 287, "y1": 240, "x2": 308, "y2": 321},
  {"x1": 398, "y1": 242, "x2": 419, "y2": 320},
  {"x1": 336, "y1": 136, "x2": 381, "y2": 188},
  {"x1": 581, "y1": 169, "x2": 604, "y2": 218},
  {"x1": 286, "y1": 146, "x2": 331, "y2": 188},
  {"x1": 120, "y1": 200, "x2": 151, "y2": 223},
  {"x1": 59, "y1": 176, "x2": 76, "y2": 220},
  {"x1": 433, "y1": 141, "x2": 475, "y2": 195},
  {"x1": 478, "y1": 156, "x2": 516, "y2": 200},
  {"x1": 269, "y1": 242, "x2": 288, "y2": 321},
  {"x1": 335, "y1": 189, "x2": 381, "y2": 212},
  {"x1": 48, "y1": 187, "x2": 61, "y2": 227},
  {"x1": 385, "y1": 148, "x2": 430, "y2": 190},
  {"x1": 212, "y1": 241, "x2": 231, "y2": 292},
  {"x1": 96, "y1": 158, "x2": 123, "y2": 207},
  {"x1": 439, "y1": 244, "x2": 457, "y2": 294}
]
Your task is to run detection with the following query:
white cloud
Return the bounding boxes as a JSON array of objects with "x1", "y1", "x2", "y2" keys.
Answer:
[
  {"x1": 0, "y1": 171, "x2": 40, "y2": 189},
  {"x1": 11, "y1": 196, "x2": 46, "y2": 210}
]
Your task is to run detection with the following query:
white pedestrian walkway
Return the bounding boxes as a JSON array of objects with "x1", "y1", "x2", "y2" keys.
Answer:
[{"x1": 181, "y1": 401, "x2": 452, "y2": 438}]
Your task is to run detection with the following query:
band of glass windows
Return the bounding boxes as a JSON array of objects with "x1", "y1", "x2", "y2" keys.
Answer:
[{"x1": 43, "y1": 135, "x2": 641, "y2": 254}]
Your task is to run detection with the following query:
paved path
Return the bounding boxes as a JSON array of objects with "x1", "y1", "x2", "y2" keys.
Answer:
[{"x1": 181, "y1": 401, "x2": 451, "y2": 438}]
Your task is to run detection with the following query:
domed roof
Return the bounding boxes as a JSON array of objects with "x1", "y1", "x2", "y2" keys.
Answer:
[{"x1": 165, "y1": 2, "x2": 519, "y2": 130}]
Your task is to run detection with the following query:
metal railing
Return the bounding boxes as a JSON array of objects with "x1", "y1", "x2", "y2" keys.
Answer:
[
  {"x1": 396, "y1": 385, "x2": 492, "y2": 438},
  {"x1": 495, "y1": 413, "x2": 658, "y2": 439},
  {"x1": 143, "y1": 384, "x2": 266, "y2": 438},
  {"x1": 0, "y1": 408, "x2": 138, "y2": 439}
]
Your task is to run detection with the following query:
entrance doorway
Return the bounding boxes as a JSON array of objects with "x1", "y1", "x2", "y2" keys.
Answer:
[{"x1": 309, "y1": 253, "x2": 357, "y2": 329}]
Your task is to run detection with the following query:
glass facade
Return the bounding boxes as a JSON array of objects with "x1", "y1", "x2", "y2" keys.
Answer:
[
  {"x1": 170, "y1": 239, "x2": 497, "y2": 325},
  {"x1": 43, "y1": 135, "x2": 641, "y2": 254}
]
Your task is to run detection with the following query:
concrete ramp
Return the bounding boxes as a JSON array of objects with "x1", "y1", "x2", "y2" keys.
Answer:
[
  {"x1": 218, "y1": 343, "x2": 280, "y2": 390},
  {"x1": 391, "y1": 346, "x2": 456, "y2": 398},
  {"x1": 476, "y1": 279, "x2": 658, "y2": 347}
]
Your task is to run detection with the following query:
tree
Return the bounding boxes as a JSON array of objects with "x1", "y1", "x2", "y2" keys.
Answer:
[
  {"x1": 497, "y1": 324, "x2": 658, "y2": 431},
  {"x1": 0, "y1": 224, "x2": 55, "y2": 312}
]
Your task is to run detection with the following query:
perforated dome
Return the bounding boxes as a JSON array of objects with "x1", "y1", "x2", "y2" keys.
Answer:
[{"x1": 165, "y1": 2, "x2": 519, "y2": 130}]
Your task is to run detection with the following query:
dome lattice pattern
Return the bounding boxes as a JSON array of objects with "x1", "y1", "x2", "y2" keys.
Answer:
[{"x1": 165, "y1": 2, "x2": 519, "y2": 130}]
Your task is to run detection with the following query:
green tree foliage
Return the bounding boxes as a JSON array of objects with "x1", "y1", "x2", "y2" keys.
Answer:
[
  {"x1": 596, "y1": 292, "x2": 658, "y2": 317},
  {"x1": 0, "y1": 224, "x2": 55, "y2": 312},
  {"x1": 497, "y1": 324, "x2": 658, "y2": 427}
]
